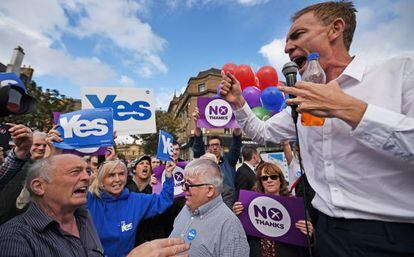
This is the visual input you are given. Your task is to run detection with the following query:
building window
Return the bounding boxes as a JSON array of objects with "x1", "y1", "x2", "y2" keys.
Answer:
[{"x1": 198, "y1": 83, "x2": 206, "y2": 92}]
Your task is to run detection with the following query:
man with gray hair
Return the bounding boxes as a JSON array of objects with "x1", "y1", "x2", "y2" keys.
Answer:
[
  {"x1": 0, "y1": 154, "x2": 105, "y2": 256},
  {"x1": 0, "y1": 154, "x2": 191, "y2": 257},
  {"x1": 169, "y1": 158, "x2": 249, "y2": 257}
]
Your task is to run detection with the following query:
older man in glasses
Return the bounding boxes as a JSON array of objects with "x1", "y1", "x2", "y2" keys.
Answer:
[{"x1": 169, "y1": 158, "x2": 249, "y2": 257}]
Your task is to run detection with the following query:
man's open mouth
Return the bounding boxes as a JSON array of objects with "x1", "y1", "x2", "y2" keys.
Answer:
[
  {"x1": 74, "y1": 186, "x2": 88, "y2": 195},
  {"x1": 293, "y1": 56, "x2": 307, "y2": 70}
]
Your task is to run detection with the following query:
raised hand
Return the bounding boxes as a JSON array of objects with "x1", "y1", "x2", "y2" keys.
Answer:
[
  {"x1": 7, "y1": 123, "x2": 33, "y2": 159},
  {"x1": 220, "y1": 71, "x2": 246, "y2": 109},
  {"x1": 164, "y1": 161, "x2": 176, "y2": 178},
  {"x1": 150, "y1": 174, "x2": 158, "y2": 185},
  {"x1": 45, "y1": 124, "x2": 63, "y2": 157},
  {"x1": 192, "y1": 107, "x2": 202, "y2": 136}
]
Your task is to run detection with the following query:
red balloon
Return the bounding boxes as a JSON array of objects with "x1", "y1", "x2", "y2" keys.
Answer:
[
  {"x1": 256, "y1": 66, "x2": 279, "y2": 90},
  {"x1": 222, "y1": 63, "x2": 237, "y2": 75},
  {"x1": 235, "y1": 64, "x2": 256, "y2": 90}
]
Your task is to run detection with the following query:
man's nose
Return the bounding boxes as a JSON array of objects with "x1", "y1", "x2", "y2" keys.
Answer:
[
  {"x1": 81, "y1": 169, "x2": 91, "y2": 181},
  {"x1": 284, "y1": 40, "x2": 295, "y2": 55}
]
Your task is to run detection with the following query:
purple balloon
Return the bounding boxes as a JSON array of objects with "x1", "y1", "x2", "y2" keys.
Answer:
[
  {"x1": 242, "y1": 86, "x2": 262, "y2": 108},
  {"x1": 216, "y1": 83, "x2": 222, "y2": 98}
]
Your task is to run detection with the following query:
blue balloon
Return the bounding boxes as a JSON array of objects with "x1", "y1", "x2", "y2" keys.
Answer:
[
  {"x1": 279, "y1": 93, "x2": 288, "y2": 110},
  {"x1": 260, "y1": 86, "x2": 284, "y2": 111}
]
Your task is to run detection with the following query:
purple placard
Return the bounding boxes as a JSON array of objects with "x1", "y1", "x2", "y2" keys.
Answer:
[
  {"x1": 53, "y1": 112, "x2": 108, "y2": 156},
  {"x1": 152, "y1": 161, "x2": 187, "y2": 198},
  {"x1": 238, "y1": 190, "x2": 307, "y2": 247},
  {"x1": 62, "y1": 147, "x2": 108, "y2": 156},
  {"x1": 197, "y1": 97, "x2": 239, "y2": 128}
]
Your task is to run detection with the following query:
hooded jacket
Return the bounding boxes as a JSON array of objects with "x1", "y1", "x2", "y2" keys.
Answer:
[{"x1": 87, "y1": 177, "x2": 174, "y2": 257}]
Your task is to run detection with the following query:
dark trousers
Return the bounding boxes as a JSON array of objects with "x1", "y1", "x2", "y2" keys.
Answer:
[{"x1": 315, "y1": 211, "x2": 414, "y2": 257}]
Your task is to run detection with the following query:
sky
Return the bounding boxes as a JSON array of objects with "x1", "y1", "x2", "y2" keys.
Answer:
[{"x1": 1, "y1": 0, "x2": 413, "y2": 111}]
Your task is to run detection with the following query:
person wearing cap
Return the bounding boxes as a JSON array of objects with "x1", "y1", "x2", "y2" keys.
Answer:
[{"x1": 126, "y1": 155, "x2": 153, "y2": 194}]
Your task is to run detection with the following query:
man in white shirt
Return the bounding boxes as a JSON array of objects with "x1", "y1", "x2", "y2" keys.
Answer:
[{"x1": 220, "y1": 1, "x2": 414, "y2": 257}]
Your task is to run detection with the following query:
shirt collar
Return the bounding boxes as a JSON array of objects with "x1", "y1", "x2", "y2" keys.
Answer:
[
  {"x1": 23, "y1": 202, "x2": 88, "y2": 232},
  {"x1": 336, "y1": 55, "x2": 367, "y2": 84},
  {"x1": 189, "y1": 195, "x2": 223, "y2": 217},
  {"x1": 244, "y1": 161, "x2": 256, "y2": 172}
]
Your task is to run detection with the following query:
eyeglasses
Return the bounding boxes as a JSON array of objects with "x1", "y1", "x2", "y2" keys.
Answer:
[
  {"x1": 181, "y1": 182, "x2": 212, "y2": 191},
  {"x1": 260, "y1": 175, "x2": 279, "y2": 182},
  {"x1": 208, "y1": 143, "x2": 221, "y2": 148}
]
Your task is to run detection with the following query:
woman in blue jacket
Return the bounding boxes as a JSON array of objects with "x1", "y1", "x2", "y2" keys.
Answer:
[{"x1": 87, "y1": 160, "x2": 174, "y2": 257}]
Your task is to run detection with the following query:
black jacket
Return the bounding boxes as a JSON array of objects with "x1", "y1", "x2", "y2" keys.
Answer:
[{"x1": 235, "y1": 162, "x2": 256, "y2": 199}]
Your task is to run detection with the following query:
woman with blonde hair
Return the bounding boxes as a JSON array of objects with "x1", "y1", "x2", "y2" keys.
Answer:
[
  {"x1": 233, "y1": 162, "x2": 314, "y2": 257},
  {"x1": 87, "y1": 160, "x2": 175, "y2": 257}
]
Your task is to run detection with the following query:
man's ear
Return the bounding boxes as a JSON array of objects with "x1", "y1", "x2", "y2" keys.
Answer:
[
  {"x1": 30, "y1": 178, "x2": 46, "y2": 197},
  {"x1": 328, "y1": 18, "x2": 345, "y2": 42},
  {"x1": 206, "y1": 185, "x2": 215, "y2": 198}
]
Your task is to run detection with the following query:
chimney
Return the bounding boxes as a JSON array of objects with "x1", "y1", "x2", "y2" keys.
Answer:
[{"x1": 6, "y1": 46, "x2": 25, "y2": 75}]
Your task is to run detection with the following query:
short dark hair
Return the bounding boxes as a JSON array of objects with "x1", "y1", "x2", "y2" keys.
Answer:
[
  {"x1": 292, "y1": 1, "x2": 357, "y2": 51},
  {"x1": 208, "y1": 136, "x2": 222, "y2": 146},
  {"x1": 242, "y1": 145, "x2": 258, "y2": 161},
  {"x1": 173, "y1": 140, "x2": 180, "y2": 147}
]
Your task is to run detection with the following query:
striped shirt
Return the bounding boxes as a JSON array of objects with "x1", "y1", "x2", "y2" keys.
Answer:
[
  {"x1": 0, "y1": 202, "x2": 104, "y2": 257},
  {"x1": 0, "y1": 149, "x2": 29, "y2": 191}
]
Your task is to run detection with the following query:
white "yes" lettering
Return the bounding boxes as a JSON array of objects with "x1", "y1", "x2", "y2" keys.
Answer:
[
  {"x1": 161, "y1": 134, "x2": 173, "y2": 156},
  {"x1": 60, "y1": 114, "x2": 108, "y2": 138}
]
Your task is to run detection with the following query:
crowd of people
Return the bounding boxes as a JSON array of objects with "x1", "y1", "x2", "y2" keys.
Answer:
[{"x1": 0, "y1": 1, "x2": 413, "y2": 257}]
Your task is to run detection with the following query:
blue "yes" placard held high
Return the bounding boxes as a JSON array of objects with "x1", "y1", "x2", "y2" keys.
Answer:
[
  {"x1": 54, "y1": 108, "x2": 114, "y2": 150},
  {"x1": 157, "y1": 130, "x2": 174, "y2": 162}
]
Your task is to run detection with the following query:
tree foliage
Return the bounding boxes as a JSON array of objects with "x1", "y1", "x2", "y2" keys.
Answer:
[
  {"x1": 0, "y1": 80, "x2": 80, "y2": 132},
  {"x1": 133, "y1": 110, "x2": 184, "y2": 155}
]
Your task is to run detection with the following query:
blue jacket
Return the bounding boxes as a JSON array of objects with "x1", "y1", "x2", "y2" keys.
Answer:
[
  {"x1": 192, "y1": 133, "x2": 242, "y2": 189},
  {"x1": 192, "y1": 133, "x2": 242, "y2": 206},
  {"x1": 87, "y1": 177, "x2": 174, "y2": 257}
]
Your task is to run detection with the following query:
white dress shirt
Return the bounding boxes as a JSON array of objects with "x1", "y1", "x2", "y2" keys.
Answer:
[
  {"x1": 244, "y1": 161, "x2": 257, "y2": 174},
  {"x1": 234, "y1": 55, "x2": 414, "y2": 223}
]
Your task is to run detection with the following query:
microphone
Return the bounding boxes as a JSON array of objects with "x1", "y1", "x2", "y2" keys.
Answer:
[{"x1": 282, "y1": 62, "x2": 299, "y2": 123}]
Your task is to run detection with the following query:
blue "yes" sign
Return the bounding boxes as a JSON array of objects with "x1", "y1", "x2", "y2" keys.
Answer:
[
  {"x1": 54, "y1": 108, "x2": 114, "y2": 150},
  {"x1": 85, "y1": 95, "x2": 151, "y2": 121},
  {"x1": 157, "y1": 130, "x2": 174, "y2": 162}
]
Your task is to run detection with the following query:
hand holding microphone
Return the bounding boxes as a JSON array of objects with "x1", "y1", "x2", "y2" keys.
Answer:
[
  {"x1": 279, "y1": 61, "x2": 367, "y2": 129},
  {"x1": 281, "y1": 62, "x2": 299, "y2": 123}
]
